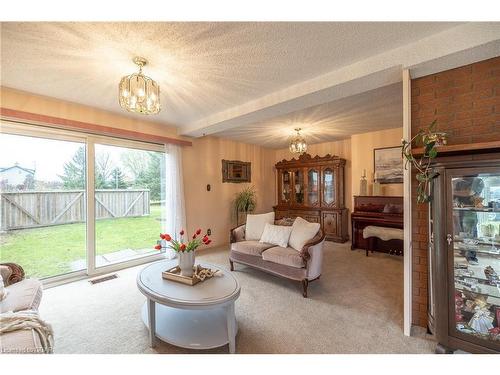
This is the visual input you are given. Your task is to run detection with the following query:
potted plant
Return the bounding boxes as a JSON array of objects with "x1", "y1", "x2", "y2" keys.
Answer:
[
  {"x1": 154, "y1": 229, "x2": 212, "y2": 277},
  {"x1": 401, "y1": 120, "x2": 447, "y2": 203},
  {"x1": 233, "y1": 186, "x2": 257, "y2": 225}
]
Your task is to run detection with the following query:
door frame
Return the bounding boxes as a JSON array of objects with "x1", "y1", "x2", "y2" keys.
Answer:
[{"x1": 403, "y1": 69, "x2": 412, "y2": 336}]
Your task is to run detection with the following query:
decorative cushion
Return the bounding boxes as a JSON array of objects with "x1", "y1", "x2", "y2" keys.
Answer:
[
  {"x1": 0, "y1": 278, "x2": 43, "y2": 314},
  {"x1": 288, "y1": 217, "x2": 320, "y2": 252},
  {"x1": 230, "y1": 241, "x2": 275, "y2": 257},
  {"x1": 245, "y1": 212, "x2": 275, "y2": 241},
  {"x1": 259, "y1": 223, "x2": 292, "y2": 248},
  {"x1": 262, "y1": 246, "x2": 305, "y2": 269}
]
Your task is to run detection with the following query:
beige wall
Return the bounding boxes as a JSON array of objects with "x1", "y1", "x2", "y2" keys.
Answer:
[
  {"x1": 0, "y1": 87, "x2": 183, "y2": 140},
  {"x1": 182, "y1": 136, "x2": 276, "y2": 247},
  {"x1": 351, "y1": 127, "x2": 403, "y2": 203}
]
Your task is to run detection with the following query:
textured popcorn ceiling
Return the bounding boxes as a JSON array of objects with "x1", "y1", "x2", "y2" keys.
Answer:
[
  {"x1": 0, "y1": 22, "x2": 459, "y2": 130},
  {"x1": 216, "y1": 83, "x2": 403, "y2": 148}
]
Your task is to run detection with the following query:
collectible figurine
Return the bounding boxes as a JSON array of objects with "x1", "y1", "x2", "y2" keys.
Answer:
[{"x1": 468, "y1": 297, "x2": 494, "y2": 334}]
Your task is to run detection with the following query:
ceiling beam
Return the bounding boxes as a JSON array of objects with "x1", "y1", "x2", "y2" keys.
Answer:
[{"x1": 180, "y1": 22, "x2": 500, "y2": 138}]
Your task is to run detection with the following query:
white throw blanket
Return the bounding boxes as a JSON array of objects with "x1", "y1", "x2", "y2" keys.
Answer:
[
  {"x1": 362, "y1": 225, "x2": 404, "y2": 241},
  {"x1": 0, "y1": 310, "x2": 54, "y2": 353}
]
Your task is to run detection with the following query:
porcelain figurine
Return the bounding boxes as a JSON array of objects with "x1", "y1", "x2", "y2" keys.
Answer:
[{"x1": 469, "y1": 299, "x2": 494, "y2": 334}]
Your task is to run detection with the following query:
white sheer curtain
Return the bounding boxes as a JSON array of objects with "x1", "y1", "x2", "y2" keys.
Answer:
[{"x1": 162, "y1": 143, "x2": 186, "y2": 259}]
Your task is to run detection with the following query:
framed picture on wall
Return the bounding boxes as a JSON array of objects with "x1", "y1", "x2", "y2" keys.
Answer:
[
  {"x1": 222, "y1": 159, "x2": 251, "y2": 183},
  {"x1": 373, "y1": 146, "x2": 403, "y2": 184}
]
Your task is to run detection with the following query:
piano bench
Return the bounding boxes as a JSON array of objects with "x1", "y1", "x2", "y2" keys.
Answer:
[{"x1": 362, "y1": 226, "x2": 404, "y2": 257}]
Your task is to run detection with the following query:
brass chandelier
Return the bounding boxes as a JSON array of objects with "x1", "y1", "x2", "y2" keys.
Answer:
[
  {"x1": 289, "y1": 128, "x2": 307, "y2": 154},
  {"x1": 119, "y1": 57, "x2": 160, "y2": 115}
]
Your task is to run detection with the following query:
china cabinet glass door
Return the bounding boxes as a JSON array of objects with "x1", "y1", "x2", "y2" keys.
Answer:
[
  {"x1": 322, "y1": 167, "x2": 336, "y2": 206},
  {"x1": 307, "y1": 169, "x2": 320, "y2": 206},
  {"x1": 292, "y1": 169, "x2": 305, "y2": 205},
  {"x1": 281, "y1": 170, "x2": 292, "y2": 204},
  {"x1": 449, "y1": 169, "x2": 500, "y2": 348}
]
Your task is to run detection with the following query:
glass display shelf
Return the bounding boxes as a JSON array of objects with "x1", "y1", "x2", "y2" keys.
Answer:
[
  {"x1": 451, "y1": 173, "x2": 500, "y2": 343},
  {"x1": 453, "y1": 207, "x2": 500, "y2": 213},
  {"x1": 455, "y1": 284, "x2": 500, "y2": 300},
  {"x1": 454, "y1": 237, "x2": 500, "y2": 246},
  {"x1": 455, "y1": 273, "x2": 500, "y2": 286},
  {"x1": 454, "y1": 247, "x2": 500, "y2": 256}
]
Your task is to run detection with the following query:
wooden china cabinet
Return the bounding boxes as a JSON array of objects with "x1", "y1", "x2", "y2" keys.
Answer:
[{"x1": 273, "y1": 153, "x2": 348, "y2": 242}]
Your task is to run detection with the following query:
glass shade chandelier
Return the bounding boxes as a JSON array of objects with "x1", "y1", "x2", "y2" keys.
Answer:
[
  {"x1": 119, "y1": 57, "x2": 160, "y2": 115},
  {"x1": 289, "y1": 128, "x2": 307, "y2": 154}
]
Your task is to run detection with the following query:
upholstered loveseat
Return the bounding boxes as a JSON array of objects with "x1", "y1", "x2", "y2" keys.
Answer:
[{"x1": 229, "y1": 215, "x2": 325, "y2": 297}]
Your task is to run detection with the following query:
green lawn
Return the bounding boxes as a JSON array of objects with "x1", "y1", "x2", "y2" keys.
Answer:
[{"x1": 0, "y1": 205, "x2": 162, "y2": 278}]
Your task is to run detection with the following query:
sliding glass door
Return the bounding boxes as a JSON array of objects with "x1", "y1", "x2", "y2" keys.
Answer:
[
  {"x1": 0, "y1": 122, "x2": 166, "y2": 281},
  {"x1": 0, "y1": 132, "x2": 87, "y2": 278},
  {"x1": 94, "y1": 143, "x2": 164, "y2": 268}
]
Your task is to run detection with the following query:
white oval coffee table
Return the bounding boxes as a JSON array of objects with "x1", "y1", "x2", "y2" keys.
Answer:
[{"x1": 137, "y1": 259, "x2": 240, "y2": 353}]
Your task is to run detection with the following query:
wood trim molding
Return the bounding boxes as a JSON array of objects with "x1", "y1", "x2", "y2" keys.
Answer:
[
  {"x1": 0, "y1": 107, "x2": 192, "y2": 147},
  {"x1": 402, "y1": 68, "x2": 412, "y2": 337},
  {"x1": 412, "y1": 141, "x2": 500, "y2": 157}
]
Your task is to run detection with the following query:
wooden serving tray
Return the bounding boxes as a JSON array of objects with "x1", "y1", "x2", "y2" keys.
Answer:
[{"x1": 162, "y1": 266, "x2": 201, "y2": 286}]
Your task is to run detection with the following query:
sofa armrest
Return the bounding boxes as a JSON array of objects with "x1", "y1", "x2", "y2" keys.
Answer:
[
  {"x1": 0, "y1": 263, "x2": 25, "y2": 286},
  {"x1": 299, "y1": 229, "x2": 325, "y2": 262},
  {"x1": 230, "y1": 224, "x2": 246, "y2": 243}
]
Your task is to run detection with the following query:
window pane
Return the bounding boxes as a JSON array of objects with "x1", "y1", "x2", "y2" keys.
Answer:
[
  {"x1": 94, "y1": 143, "x2": 164, "y2": 267},
  {"x1": 0, "y1": 133, "x2": 86, "y2": 278}
]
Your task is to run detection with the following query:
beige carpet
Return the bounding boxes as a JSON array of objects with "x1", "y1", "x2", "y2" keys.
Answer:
[{"x1": 39, "y1": 241, "x2": 436, "y2": 354}]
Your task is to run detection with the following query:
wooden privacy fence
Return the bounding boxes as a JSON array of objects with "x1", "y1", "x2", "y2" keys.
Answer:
[{"x1": 0, "y1": 189, "x2": 150, "y2": 231}]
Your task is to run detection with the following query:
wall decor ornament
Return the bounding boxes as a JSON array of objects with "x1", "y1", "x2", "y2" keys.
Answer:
[
  {"x1": 359, "y1": 169, "x2": 368, "y2": 196},
  {"x1": 373, "y1": 146, "x2": 403, "y2": 184},
  {"x1": 222, "y1": 159, "x2": 251, "y2": 183}
]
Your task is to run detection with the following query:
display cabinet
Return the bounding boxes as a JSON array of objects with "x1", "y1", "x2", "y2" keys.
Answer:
[
  {"x1": 274, "y1": 153, "x2": 348, "y2": 242},
  {"x1": 430, "y1": 155, "x2": 500, "y2": 353}
]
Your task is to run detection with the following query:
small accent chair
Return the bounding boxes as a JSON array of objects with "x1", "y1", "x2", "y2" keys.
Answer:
[{"x1": 229, "y1": 220, "x2": 325, "y2": 297}]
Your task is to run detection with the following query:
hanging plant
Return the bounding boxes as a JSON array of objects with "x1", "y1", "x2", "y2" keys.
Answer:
[{"x1": 401, "y1": 120, "x2": 447, "y2": 204}]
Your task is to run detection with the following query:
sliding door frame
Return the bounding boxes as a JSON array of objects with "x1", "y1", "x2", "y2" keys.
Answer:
[{"x1": 1, "y1": 120, "x2": 166, "y2": 287}]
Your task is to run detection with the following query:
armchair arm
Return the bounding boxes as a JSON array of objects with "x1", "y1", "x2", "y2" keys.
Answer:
[
  {"x1": 299, "y1": 229, "x2": 325, "y2": 262},
  {"x1": 230, "y1": 224, "x2": 246, "y2": 243},
  {"x1": 0, "y1": 262, "x2": 25, "y2": 286}
]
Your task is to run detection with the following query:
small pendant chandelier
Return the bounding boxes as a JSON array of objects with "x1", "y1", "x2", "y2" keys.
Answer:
[
  {"x1": 119, "y1": 57, "x2": 160, "y2": 115},
  {"x1": 289, "y1": 128, "x2": 307, "y2": 154}
]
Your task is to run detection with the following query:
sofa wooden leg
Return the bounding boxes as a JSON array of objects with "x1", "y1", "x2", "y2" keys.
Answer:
[
  {"x1": 229, "y1": 259, "x2": 234, "y2": 271},
  {"x1": 301, "y1": 279, "x2": 309, "y2": 298}
]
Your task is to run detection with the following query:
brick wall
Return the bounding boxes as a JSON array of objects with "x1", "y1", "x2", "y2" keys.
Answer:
[{"x1": 410, "y1": 56, "x2": 500, "y2": 327}]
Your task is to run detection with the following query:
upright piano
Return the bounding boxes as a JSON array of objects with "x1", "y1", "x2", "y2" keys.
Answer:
[{"x1": 351, "y1": 196, "x2": 404, "y2": 253}]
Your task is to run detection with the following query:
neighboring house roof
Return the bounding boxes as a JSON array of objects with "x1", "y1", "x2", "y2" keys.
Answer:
[{"x1": 0, "y1": 165, "x2": 35, "y2": 175}]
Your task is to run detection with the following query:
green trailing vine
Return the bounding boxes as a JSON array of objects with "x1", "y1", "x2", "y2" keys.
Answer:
[{"x1": 401, "y1": 120, "x2": 446, "y2": 204}]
